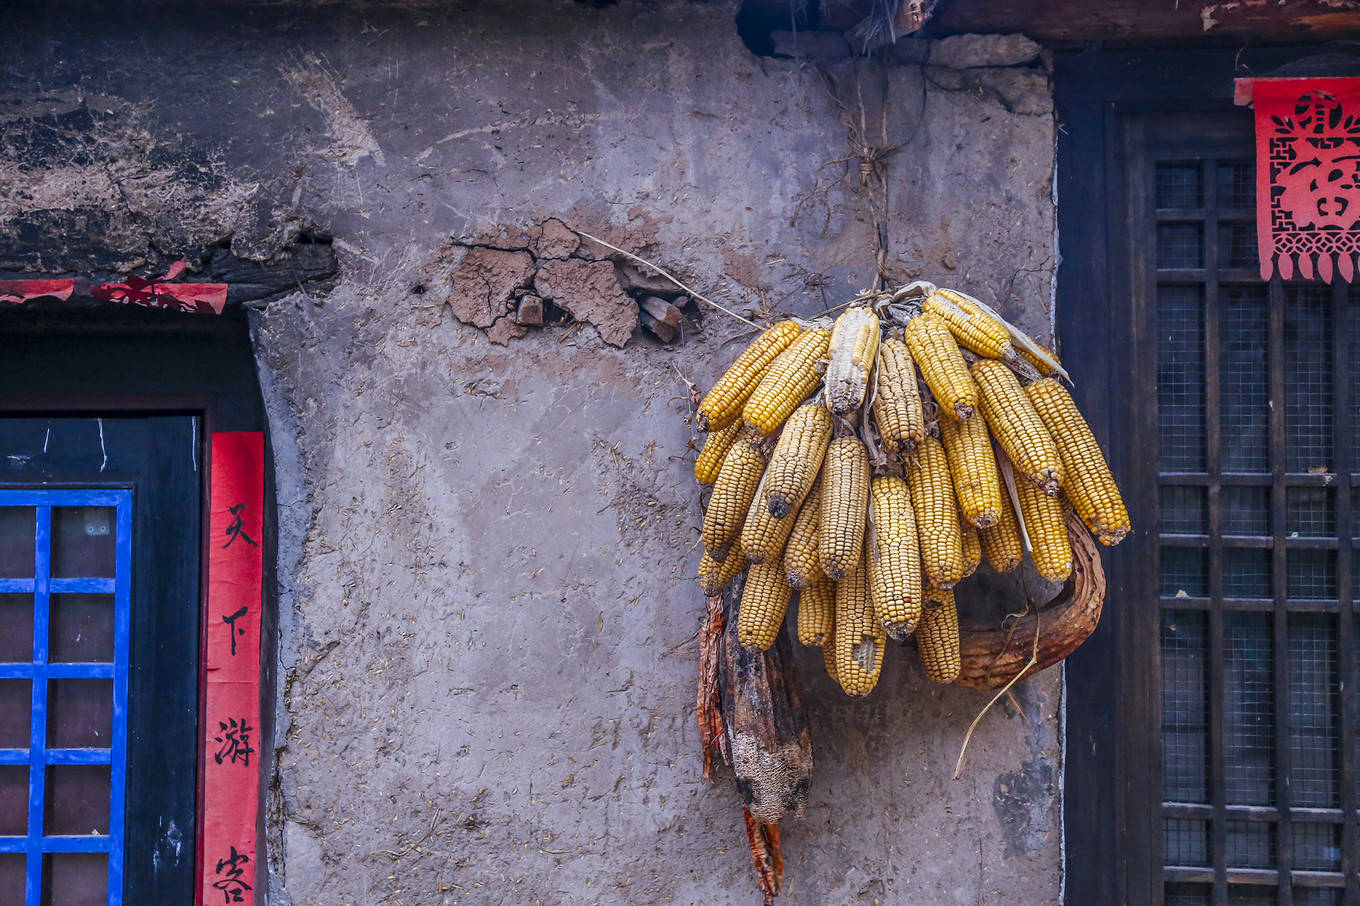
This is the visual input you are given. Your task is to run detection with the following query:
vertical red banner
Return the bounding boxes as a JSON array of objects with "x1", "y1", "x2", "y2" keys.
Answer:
[{"x1": 200, "y1": 433, "x2": 264, "y2": 906}]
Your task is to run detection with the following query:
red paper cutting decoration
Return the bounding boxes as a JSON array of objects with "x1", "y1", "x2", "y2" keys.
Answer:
[
  {"x1": 0, "y1": 280, "x2": 75, "y2": 304},
  {"x1": 1250, "y1": 77, "x2": 1360, "y2": 282}
]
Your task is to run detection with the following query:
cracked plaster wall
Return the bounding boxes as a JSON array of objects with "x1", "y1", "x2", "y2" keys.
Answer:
[{"x1": 3, "y1": 3, "x2": 1061, "y2": 903}]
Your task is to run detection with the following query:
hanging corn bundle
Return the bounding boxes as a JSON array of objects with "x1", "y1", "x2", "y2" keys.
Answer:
[{"x1": 691, "y1": 280, "x2": 1126, "y2": 698}]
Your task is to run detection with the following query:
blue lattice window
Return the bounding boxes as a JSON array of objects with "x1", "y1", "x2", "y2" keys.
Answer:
[{"x1": 0, "y1": 491, "x2": 130, "y2": 906}]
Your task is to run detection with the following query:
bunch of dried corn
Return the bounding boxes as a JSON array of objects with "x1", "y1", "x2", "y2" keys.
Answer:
[{"x1": 691, "y1": 281, "x2": 1128, "y2": 697}]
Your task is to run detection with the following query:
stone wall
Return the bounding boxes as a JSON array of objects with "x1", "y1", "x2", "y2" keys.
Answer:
[{"x1": 2, "y1": 3, "x2": 1061, "y2": 903}]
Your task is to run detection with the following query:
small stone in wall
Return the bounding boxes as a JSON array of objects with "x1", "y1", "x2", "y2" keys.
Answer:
[
  {"x1": 534, "y1": 258, "x2": 638, "y2": 348},
  {"x1": 930, "y1": 33, "x2": 1041, "y2": 70}
]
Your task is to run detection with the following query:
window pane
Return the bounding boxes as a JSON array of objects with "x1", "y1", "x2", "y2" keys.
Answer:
[
  {"x1": 47, "y1": 679, "x2": 112, "y2": 749},
  {"x1": 1286, "y1": 487, "x2": 1335, "y2": 537},
  {"x1": 1216, "y1": 160, "x2": 1254, "y2": 209},
  {"x1": 1224, "y1": 612, "x2": 1273, "y2": 805},
  {"x1": 1294, "y1": 888, "x2": 1342, "y2": 906},
  {"x1": 50, "y1": 507, "x2": 115, "y2": 579},
  {"x1": 1227, "y1": 886, "x2": 1278, "y2": 905},
  {"x1": 0, "y1": 508, "x2": 36, "y2": 579},
  {"x1": 1159, "y1": 223, "x2": 1204, "y2": 268},
  {"x1": 1166, "y1": 882, "x2": 1211, "y2": 906},
  {"x1": 1157, "y1": 162, "x2": 1203, "y2": 208},
  {"x1": 0, "y1": 854, "x2": 23, "y2": 905},
  {"x1": 0, "y1": 765, "x2": 27, "y2": 835},
  {"x1": 0, "y1": 594, "x2": 33, "y2": 663},
  {"x1": 1218, "y1": 222, "x2": 1259, "y2": 270},
  {"x1": 42, "y1": 852, "x2": 107, "y2": 906},
  {"x1": 44, "y1": 765, "x2": 109, "y2": 836},
  {"x1": 1162, "y1": 547, "x2": 1208, "y2": 597},
  {"x1": 50, "y1": 594, "x2": 114, "y2": 664},
  {"x1": 1161, "y1": 486, "x2": 1207, "y2": 534},
  {"x1": 0, "y1": 680, "x2": 31, "y2": 749},
  {"x1": 1283, "y1": 285, "x2": 1332, "y2": 473},
  {"x1": 1294, "y1": 822, "x2": 1342, "y2": 871},
  {"x1": 1287, "y1": 549, "x2": 1337, "y2": 600},
  {"x1": 1222, "y1": 487, "x2": 1269, "y2": 536},
  {"x1": 1159, "y1": 285, "x2": 1206, "y2": 472},
  {"x1": 1223, "y1": 547, "x2": 1270, "y2": 599},
  {"x1": 1163, "y1": 610, "x2": 1209, "y2": 802},
  {"x1": 1164, "y1": 817, "x2": 1209, "y2": 865},
  {"x1": 1225, "y1": 820, "x2": 1274, "y2": 868},
  {"x1": 1219, "y1": 286, "x2": 1269, "y2": 472},
  {"x1": 1289, "y1": 613, "x2": 1339, "y2": 808}
]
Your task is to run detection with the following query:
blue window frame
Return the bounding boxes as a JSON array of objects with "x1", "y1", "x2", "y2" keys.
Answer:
[{"x1": 0, "y1": 489, "x2": 130, "y2": 906}]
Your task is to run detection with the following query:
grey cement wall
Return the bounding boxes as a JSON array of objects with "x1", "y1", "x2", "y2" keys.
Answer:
[{"x1": 2, "y1": 3, "x2": 1061, "y2": 903}]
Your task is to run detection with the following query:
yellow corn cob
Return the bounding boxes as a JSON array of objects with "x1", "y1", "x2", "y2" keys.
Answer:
[
  {"x1": 737, "y1": 559, "x2": 794, "y2": 651},
  {"x1": 744, "y1": 329, "x2": 832, "y2": 436},
  {"x1": 693, "y1": 422, "x2": 743, "y2": 485},
  {"x1": 763, "y1": 402, "x2": 833, "y2": 519},
  {"x1": 741, "y1": 485, "x2": 802, "y2": 565},
  {"x1": 1025, "y1": 378, "x2": 1130, "y2": 545},
  {"x1": 960, "y1": 518, "x2": 981, "y2": 579},
  {"x1": 796, "y1": 575, "x2": 836, "y2": 647},
  {"x1": 698, "y1": 543, "x2": 747, "y2": 596},
  {"x1": 872, "y1": 335, "x2": 927, "y2": 456},
  {"x1": 970, "y1": 358, "x2": 1063, "y2": 496},
  {"x1": 907, "y1": 435, "x2": 965, "y2": 590},
  {"x1": 938, "y1": 409, "x2": 1004, "y2": 529},
  {"x1": 832, "y1": 538, "x2": 884, "y2": 697},
  {"x1": 700, "y1": 439, "x2": 767, "y2": 561},
  {"x1": 697, "y1": 321, "x2": 802, "y2": 432},
  {"x1": 980, "y1": 491, "x2": 1024, "y2": 573},
  {"x1": 783, "y1": 477, "x2": 822, "y2": 588},
  {"x1": 823, "y1": 629, "x2": 840, "y2": 685},
  {"x1": 923, "y1": 585, "x2": 953, "y2": 609},
  {"x1": 925, "y1": 289, "x2": 1015, "y2": 360},
  {"x1": 1020, "y1": 340, "x2": 1062, "y2": 378},
  {"x1": 818, "y1": 435, "x2": 870, "y2": 580},
  {"x1": 916, "y1": 592, "x2": 961, "y2": 684},
  {"x1": 1015, "y1": 477, "x2": 1073, "y2": 582},
  {"x1": 904, "y1": 314, "x2": 977, "y2": 422},
  {"x1": 868, "y1": 475, "x2": 923, "y2": 640},
  {"x1": 823, "y1": 306, "x2": 881, "y2": 415}
]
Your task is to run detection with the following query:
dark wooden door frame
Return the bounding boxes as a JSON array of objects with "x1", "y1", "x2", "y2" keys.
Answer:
[{"x1": 1055, "y1": 46, "x2": 1353, "y2": 906}]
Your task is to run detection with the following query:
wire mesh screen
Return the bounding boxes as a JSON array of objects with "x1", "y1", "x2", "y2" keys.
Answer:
[
  {"x1": 1158, "y1": 161, "x2": 1204, "y2": 209},
  {"x1": 1223, "y1": 613, "x2": 1275, "y2": 805},
  {"x1": 1223, "y1": 547, "x2": 1271, "y2": 599},
  {"x1": 1227, "y1": 886, "x2": 1282, "y2": 905},
  {"x1": 1219, "y1": 286, "x2": 1270, "y2": 472},
  {"x1": 1225, "y1": 820, "x2": 1275, "y2": 869},
  {"x1": 1293, "y1": 889, "x2": 1343, "y2": 906},
  {"x1": 1286, "y1": 487, "x2": 1336, "y2": 537},
  {"x1": 1221, "y1": 486, "x2": 1270, "y2": 537},
  {"x1": 1288, "y1": 613, "x2": 1339, "y2": 809},
  {"x1": 1164, "y1": 817, "x2": 1211, "y2": 866},
  {"x1": 1216, "y1": 160, "x2": 1255, "y2": 210},
  {"x1": 1283, "y1": 285, "x2": 1333, "y2": 474},
  {"x1": 1166, "y1": 883, "x2": 1212, "y2": 906},
  {"x1": 1159, "y1": 285, "x2": 1207, "y2": 472},
  {"x1": 1162, "y1": 486, "x2": 1208, "y2": 534},
  {"x1": 1163, "y1": 610, "x2": 1209, "y2": 802},
  {"x1": 1159, "y1": 223, "x2": 1206, "y2": 269},
  {"x1": 1294, "y1": 822, "x2": 1342, "y2": 872}
]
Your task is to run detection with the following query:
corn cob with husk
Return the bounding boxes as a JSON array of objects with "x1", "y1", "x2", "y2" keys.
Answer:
[
  {"x1": 740, "y1": 485, "x2": 803, "y2": 565},
  {"x1": 872, "y1": 334, "x2": 927, "y2": 456},
  {"x1": 916, "y1": 588, "x2": 961, "y2": 684},
  {"x1": 797, "y1": 575, "x2": 836, "y2": 647},
  {"x1": 783, "y1": 476, "x2": 822, "y2": 588},
  {"x1": 868, "y1": 475, "x2": 922, "y2": 640},
  {"x1": 970, "y1": 358, "x2": 1063, "y2": 496},
  {"x1": 824, "y1": 306, "x2": 881, "y2": 415},
  {"x1": 699, "y1": 543, "x2": 748, "y2": 596},
  {"x1": 980, "y1": 486, "x2": 1025, "y2": 573},
  {"x1": 818, "y1": 434, "x2": 870, "y2": 581},
  {"x1": 907, "y1": 434, "x2": 965, "y2": 590},
  {"x1": 1025, "y1": 378, "x2": 1130, "y2": 545},
  {"x1": 763, "y1": 402, "x2": 833, "y2": 519},
  {"x1": 1014, "y1": 473, "x2": 1073, "y2": 583},
  {"x1": 959, "y1": 519, "x2": 981, "y2": 579},
  {"x1": 737, "y1": 559, "x2": 794, "y2": 651},
  {"x1": 831, "y1": 535, "x2": 884, "y2": 697},
  {"x1": 938, "y1": 409, "x2": 1003, "y2": 529},
  {"x1": 702, "y1": 438, "x2": 768, "y2": 561},
  {"x1": 925, "y1": 289, "x2": 1015, "y2": 360},
  {"x1": 904, "y1": 314, "x2": 977, "y2": 422},
  {"x1": 698, "y1": 321, "x2": 802, "y2": 432},
  {"x1": 745, "y1": 329, "x2": 832, "y2": 436},
  {"x1": 694, "y1": 421, "x2": 744, "y2": 485}
]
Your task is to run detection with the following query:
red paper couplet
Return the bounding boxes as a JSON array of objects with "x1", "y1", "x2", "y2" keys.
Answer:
[
  {"x1": 0, "y1": 279, "x2": 75, "y2": 304},
  {"x1": 201, "y1": 433, "x2": 265, "y2": 906},
  {"x1": 1250, "y1": 77, "x2": 1360, "y2": 282}
]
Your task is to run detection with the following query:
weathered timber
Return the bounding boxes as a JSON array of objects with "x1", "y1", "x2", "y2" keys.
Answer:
[
  {"x1": 954, "y1": 510, "x2": 1105, "y2": 691},
  {"x1": 718, "y1": 573, "x2": 813, "y2": 823}
]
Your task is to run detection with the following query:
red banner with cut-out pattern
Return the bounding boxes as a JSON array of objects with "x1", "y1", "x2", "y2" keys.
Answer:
[
  {"x1": 1247, "y1": 77, "x2": 1360, "y2": 282},
  {"x1": 200, "y1": 433, "x2": 264, "y2": 906}
]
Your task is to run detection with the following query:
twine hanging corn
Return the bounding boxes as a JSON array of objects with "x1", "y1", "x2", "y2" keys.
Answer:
[
  {"x1": 872, "y1": 335, "x2": 927, "y2": 456},
  {"x1": 698, "y1": 543, "x2": 747, "y2": 596},
  {"x1": 763, "y1": 402, "x2": 833, "y2": 519},
  {"x1": 832, "y1": 537, "x2": 884, "y2": 697},
  {"x1": 697, "y1": 321, "x2": 802, "y2": 432},
  {"x1": 744, "y1": 329, "x2": 832, "y2": 436},
  {"x1": 916, "y1": 589, "x2": 961, "y2": 684},
  {"x1": 904, "y1": 314, "x2": 977, "y2": 422},
  {"x1": 818, "y1": 435, "x2": 871, "y2": 581},
  {"x1": 783, "y1": 477, "x2": 822, "y2": 589},
  {"x1": 824, "y1": 306, "x2": 881, "y2": 415},
  {"x1": 1014, "y1": 477, "x2": 1073, "y2": 582},
  {"x1": 925, "y1": 289, "x2": 1015, "y2": 360},
  {"x1": 1026, "y1": 378, "x2": 1130, "y2": 546},
  {"x1": 970, "y1": 358, "x2": 1063, "y2": 496},
  {"x1": 907, "y1": 434, "x2": 965, "y2": 590},
  {"x1": 797, "y1": 575, "x2": 836, "y2": 647},
  {"x1": 980, "y1": 491, "x2": 1024, "y2": 573},
  {"x1": 701, "y1": 439, "x2": 767, "y2": 561},
  {"x1": 694, "y1": 422, "x2": 743, "y2": 485},
  {"x1": 868, "y1": 475, "x2": 923, "y2": 640},
  {"x1": 737, "y1": 559, "x2": 794, "y2": 651},
  {"x1": 939, "y1": 410, "x2": 1004, "y2": 529}
]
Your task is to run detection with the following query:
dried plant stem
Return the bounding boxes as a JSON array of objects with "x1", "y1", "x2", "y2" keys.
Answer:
[{"x1": 953, "y1": 605, "x2": 1041, "y2": 780}]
